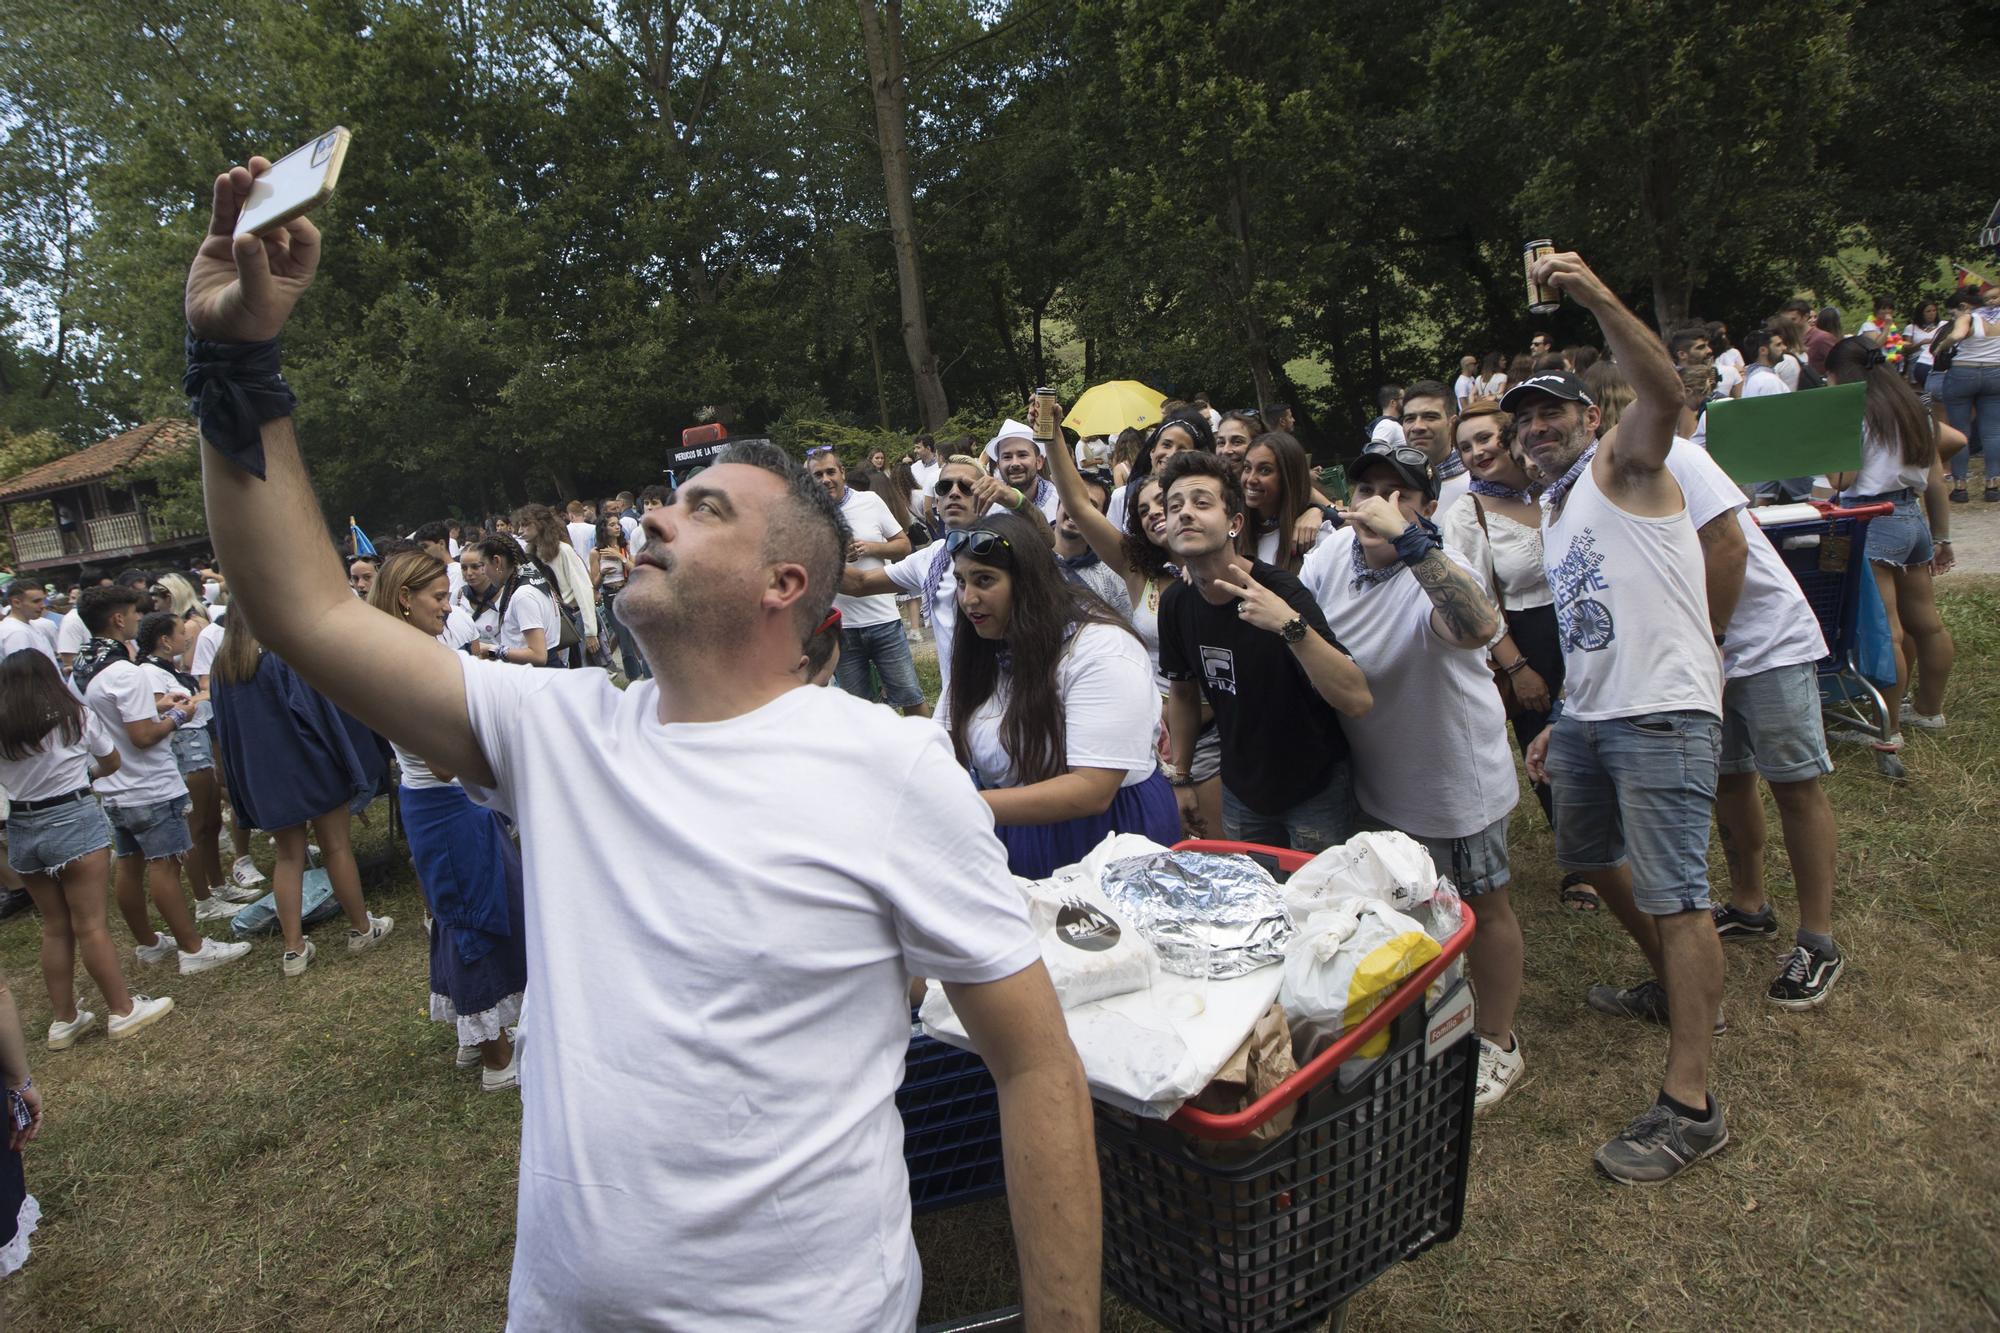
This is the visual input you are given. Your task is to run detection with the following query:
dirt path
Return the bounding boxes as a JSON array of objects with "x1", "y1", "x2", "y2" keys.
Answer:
[{"x1": 1943, "y1": 482, "x2": 2000, "y2": 575}]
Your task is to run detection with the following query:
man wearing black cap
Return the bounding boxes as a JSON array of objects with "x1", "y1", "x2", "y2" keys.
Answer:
[
  {"x1": 1299, "y1": 442, "x2": 1528, "y2": 1111},
  {"x1": 1508, "y1": 250, "x2": 1729, "y2": 1186}
]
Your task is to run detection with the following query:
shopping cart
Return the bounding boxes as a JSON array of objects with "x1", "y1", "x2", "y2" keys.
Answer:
[
  {"x1": 1753, "y1": 501, "x2": 1900, "y2": 778},
  {"x1": 915, "y1": 839, "x2": 1478, "y2": 1333},
  {"x1": 902, "y1": 1020, "x2": 1006, "y2": 1215}
]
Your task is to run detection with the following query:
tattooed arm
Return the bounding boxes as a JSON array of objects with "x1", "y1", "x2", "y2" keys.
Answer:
[{"x1": 1410, "y1": 548, "x2": 1503, "y2": 649}]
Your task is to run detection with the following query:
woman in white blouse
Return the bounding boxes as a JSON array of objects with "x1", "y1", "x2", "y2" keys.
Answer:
[
  {"x1": 1439, "y1": 402, "x2": 1599, "y2": 909},
  {"x1": 941, "y1": 511, "x2": 1180, "y2": 878}
]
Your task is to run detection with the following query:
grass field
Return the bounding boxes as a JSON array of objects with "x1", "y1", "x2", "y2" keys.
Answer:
[{"x1": 5, "y1": 582, "x2": 1998, "y2": 1331}]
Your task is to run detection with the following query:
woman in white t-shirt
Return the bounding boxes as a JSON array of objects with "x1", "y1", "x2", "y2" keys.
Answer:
[
  {"x1": 1825, "y1": 337, "x2": 1964, "y2": 739},
  {"x1": 1904, "y1": 300, "x2": 1942, "y2": 390},
  {"x1": 0, "y1": 651, "x2": 173, "y2": 1047},
  {"x1": 472, "y1": 539, "x2": 558, "y2": 668},
  {"x1": 134, "y1": 612, "x2": 238, "y2": 925},
  {"x1": 512, "y1": 505, "x2": 598, "y2": 668},
  {"x1": 367, "y1": 552, "x2": 526, "y2": 1091},
  {"x1": 941, "y1": 512, "x2": 1179, "y2": 878},
  {"x1": 1474, "y1": 351, "x2": 1508, "y2": 400}
]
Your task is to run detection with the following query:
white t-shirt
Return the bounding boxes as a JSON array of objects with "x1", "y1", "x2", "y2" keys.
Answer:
[
  {"x1": 142, "y1": 659, "x2": 209, "y2": 729},
  {"x1": 1905, "y1": 322, "x2": 1939, "y2": 366},
  {"x1": 1774, "y1": 353, "x2": 1802, "y2": 390},
  {"x1": 1369, "y1": 417, "x2": 1407, "y2": 449},
  {"x1": 501, "y1": 583, "x2": 560, "y2": 662},
  {"x1": 440, "y1": 605, "x2": 480, "y2": 651},
  {"x1": 453, "y1": 660, "x2": 1038, "y2": 1331},
  {"x1": 390, "y1": 738, "x2": 455, "y2": 790},
  {"x1": 1662, "y1": 439, "x2": 1825, "y2": 679},
  {"x1": 1476, "y1": 373, "x2": 1508, "y2": 398},
  {"x1": 0, "y1": 615, "x2": 55, "y2": 664},
  {"x1": 86, "y1": 659, "x2": 189, "y2": 806},
  {"x1": 835, "y1": 487, "x2": 904, "y2": 629},
  {"x1": 0, "y1": 709, "x2": 115, "y2": 803},
  {"x1": 945, "y1": 623, "x2": 1158, "y2": 789},
  {"x1": 1848, "y1": 425, "x2": 1929, "y2": 498},
  {"x1": 1436, "y1": 470, "x2": 1471, "y2": 515},
  {"x1": 192, "y1": 620, "x2": 226, "y2": 681},
  {"x1": 1954, "y1": 311, "x2": 2000, "y2": 366},
  {"x1": 567, "y1": 520, "x2": 596, "y2": 560},
  {"x1": 1453, "y1": 373, "x2": 1478, "y2": 407},
  {"x1": 1859, "y1": 319, "x2": 1884, "y2": 338},
  {"x1": 56, "y1": 608, "x2": 88, "y2": 659},
  {"x1": 1301, "y1": 530, "x2": 1517, "y2": 838},
  {"x1": 1715, "y1": 348, "x2": 1745, "y2": 375},
  {"x1": 1741, "y1": 363, "x2": 1790, "y2": 399},
  {"x1": 884, "y1": 544, "x2": 957, "y2": 694},
  {"x1": 910, "y1": 458, "x2": 940, "y2": 497}
]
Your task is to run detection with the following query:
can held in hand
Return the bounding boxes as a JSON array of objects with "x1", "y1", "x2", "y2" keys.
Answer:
[
  {"x1": 1523, "y1": 239, "x2": 1560, "y2": 315},
  {"x1": 1033, "y1": 386, "x2": 1058, "y2": 442}
]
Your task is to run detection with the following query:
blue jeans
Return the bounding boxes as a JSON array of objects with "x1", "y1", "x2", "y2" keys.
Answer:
[
  {"x1": 601, "y1": 590, "x2": 647, "y2": 678},
  {"x1": 1546, "y1": 712, "x2": 1720, "y2": 916},
  {"x1": 835, "y1": 619, "x2": 925, "y2": 709},
  {"x1": 1221, "y1": 759, "x2": 1358, "y2": 854},
  {"x1": 1942, "y1": 362, "x2": 2000, "y2": 485}
]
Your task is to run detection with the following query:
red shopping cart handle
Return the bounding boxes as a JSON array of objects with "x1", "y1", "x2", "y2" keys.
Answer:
[
  {"x1": 1162, "y1": 840, "x2": 1478, "y2": 1140},
  {"x1": 1812, "y1": 501, "x2": 1894, "y2": 520}
]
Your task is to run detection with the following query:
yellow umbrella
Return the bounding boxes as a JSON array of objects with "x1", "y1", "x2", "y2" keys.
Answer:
[{"x1": 1063, "y1": 380, "x2": 1167, "y2": 438}]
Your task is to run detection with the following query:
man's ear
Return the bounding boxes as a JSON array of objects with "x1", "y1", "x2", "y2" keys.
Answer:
[{"x1": 764, "y1": 561, "x2": 809, "y2": 618}]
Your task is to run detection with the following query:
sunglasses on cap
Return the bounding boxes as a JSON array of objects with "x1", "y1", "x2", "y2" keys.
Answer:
[
  {"x1": 815, "y1": 607, "x2": 842, "y2": 636},
  {"x1": 935, "y1": 477, "x2": 977, "y2": 496},
  {"x1": 943, "y1": 529, "x2": 1011, "y2": 559},
  {"x1": 1359, "y1": 441, "x2": 1432, "y2": 472}
]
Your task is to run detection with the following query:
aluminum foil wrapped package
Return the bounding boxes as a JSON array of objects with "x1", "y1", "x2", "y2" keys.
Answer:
[{"x1": 1098, "y1": 851, "x2": 1293, "y2": 979}]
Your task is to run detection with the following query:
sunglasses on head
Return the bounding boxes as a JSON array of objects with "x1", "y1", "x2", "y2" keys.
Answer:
[
  {"x1": 1080, "y1": 466, "x2": 1116, "y2": 488},
  {"x1": 1361, "y1": 442, "x2": 1432, "y2": 472},
  {"x1": 935, "y1": 477, "x2": 977, "y2": 496},
  {"x1": 804, "y1": 445, "x2": 838, "y2": 459},
  {"x1": 944, "y1": 529, "x2": 1011, "y2": 559}
]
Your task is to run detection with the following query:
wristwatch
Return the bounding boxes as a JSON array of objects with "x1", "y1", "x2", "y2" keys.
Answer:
[{"x1": 1279, "y1": 616, "x2": 1308, "y2": 644}]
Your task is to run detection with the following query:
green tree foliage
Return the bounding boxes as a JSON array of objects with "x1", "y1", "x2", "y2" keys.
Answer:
[{"x1": 0, "y1": 0, "x2": 1988, "y2": 529}]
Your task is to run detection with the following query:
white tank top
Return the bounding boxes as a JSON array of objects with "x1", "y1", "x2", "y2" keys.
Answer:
[{"x1": 1543, "y1": 462, "x2": 1721, "y2": 722}]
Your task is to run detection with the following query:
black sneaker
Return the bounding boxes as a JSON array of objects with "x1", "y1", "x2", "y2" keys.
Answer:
[
  {"x1": 1768, "y1": 943, "x2": 1844, "y2": 1010},
  {"x1": 1712, "y1": 902, "x2": 1777, "y2": 942},
  {"x1": 1594, "y1": 1098, "x2": 1729, "y2": 1184},
  {"x1": 1949, "y1": 486, "x2": 1968, "y2": 503},
  {"x1": 1587, "y1": 979, "x2": 1727, "y2": 1035},
  {"x1": 1986, "y1": 486, "x2": 2000, "y2": 503},
  {"x1": 0, "y1": 889, "x2": 32, "y2": 922}
]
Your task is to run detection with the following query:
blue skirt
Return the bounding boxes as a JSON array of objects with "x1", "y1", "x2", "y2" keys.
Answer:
[
  {"x1": 399, "y1": 784, "x2": 527, "y2": 1023},
  {"x1": 996, "y1": 770, "x2": 1182, "y2": 880},
  {"x1": 212, "y1": 653, "x2": 384, "y2": 831}
]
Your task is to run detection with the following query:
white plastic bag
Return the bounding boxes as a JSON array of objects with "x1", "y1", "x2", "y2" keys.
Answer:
[
  {"x1": 1280, "y1": 897, "x2": 1440, "y2": 1062},
  {"x1": 1281, "y1": 830, "x2": 1438, "y2": 921},
  {"x1": 1019, "y1": 867, "x2": 1155, "y2": 1010}
]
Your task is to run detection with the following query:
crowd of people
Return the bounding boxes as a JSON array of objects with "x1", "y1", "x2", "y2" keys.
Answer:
[{"x1": 0, "y1": 151, "x2": 1989, "y2": 1318}]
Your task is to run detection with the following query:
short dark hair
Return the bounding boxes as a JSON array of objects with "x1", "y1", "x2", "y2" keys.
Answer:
[
  {"x1": 914, "y1": 433, "x2": 934, "y2": 450},
  {"x1": 136, "y1": 610, "x2": 180, "y2": 657},
  {"x1": 1401, "y1": 379, "x2": 1455, "y2": 415},
  {"x1": 1667, "y1": 327, "x2": 1709, "y2": 361},
  {"x1": 112, "y1": 568, "x2": 151, "y2": 592},
  {"x1": 639, "y1": 484, "x2": 670, "y2": 506},
  {"x1": 715, "y1": 440, "x2": 851, "y2": 643},
  {"x1": 1872, "y1": 295, "x2": 1894, "y2": 314},
  {"x1": 412, "y1": 520, "x2": 450, "y2": 545},
  {"x1": 3, "y1": 579, "x2": 35, "y2": 603},
  {"x1": 1157, "y1": 449, "x2": 1246, "y2": 520},
  {"x1": 347, "y1": 553, "x2": 379, "y2": 570},
  {"x1": 1781, "y1": 297, "x2": 1813, "y2": 317},
  {"x1": 79, "y1": 585, "x2": 142, "y2": 635},
  {"x1": 1376, "y1": 384, "x2": 1402, "y2": 412}
]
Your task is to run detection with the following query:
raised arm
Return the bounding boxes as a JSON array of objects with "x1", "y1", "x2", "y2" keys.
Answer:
[
  {"x1": 1042, "y1": 404, "x2": 1132, "y2": 575},
  {"x1": 1350, "y1": 497, "x2": 1499, "y2": 649},
  {"x1": 1535, "y1": 252, "x2": 1681, "y2": 475},
  {"x1": 187, "y1": 158, "x2": 491, "y2": 786}
]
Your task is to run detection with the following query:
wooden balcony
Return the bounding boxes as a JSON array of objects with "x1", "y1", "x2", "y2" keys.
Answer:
[{"x1": 7, "y1": 508, "x2": 199, "y2": 570}]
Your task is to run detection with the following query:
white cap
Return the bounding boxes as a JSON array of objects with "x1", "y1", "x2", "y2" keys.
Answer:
[{"x1": 984, "y1": 418, "x2": 1043, "y2": 460}]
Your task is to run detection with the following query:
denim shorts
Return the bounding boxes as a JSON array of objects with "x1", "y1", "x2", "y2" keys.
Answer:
[
  {"x1": 1855, "y1": 492, "x2": 1932, "y2": 568},
  {"x1": 171, "y1": 724, "x2": 215, "y2": 775},
  {"x1": 1546, "y1": 711, "x2": 1720, "y2": 915},
  {"x1": 834, "y1": 619, "x2": 925, "y2": 709},
  {"x1": 1720, "y1": 662, "x2": 1833, "y2": 783},
  {"x1": 5, "y1": 795, "x2": 112, "y2": 876},
  {"x1": 105, "y1": 796, "x2": 193, "y2": 862},
  {"x1": 1222, "y1": 759, "x2": 1358, "y2": 855}
]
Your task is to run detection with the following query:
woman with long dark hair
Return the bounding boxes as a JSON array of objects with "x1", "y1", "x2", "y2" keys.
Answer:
[
  {"x1": 210, "y1": 602, "x2": 392, "y2": 977},
  {"x1": 0, "y1": 653, "x2": 174, "y2": 1046},
  {"x1": 592, "y1": 517, "x2": 641, "y2": 677},
  {"x1": 1904, "y1": 299, "x2": 1942, "y2": 391},
  {"x1": 512, "y1": 503, "x2": 598, "y2": 667},
  {"x1": 470, "y1": 537, "x2": 559, "y2": 668},
  {"x1": 1823, "y1": 336, "x2": 1960, "y2": 745},
  {"x1": 1237, "y1": 431, "x2": 1321, "y2": 573},
  {"x1": 1106, "y1": 410, "x2": 1214, "y2": 533},
  {"x1": 367, "y1": 552, "x2": 525, "y2": 1090},
  {"x1": 943, "y1": 512, "x2": 1179, "y2": 877}
]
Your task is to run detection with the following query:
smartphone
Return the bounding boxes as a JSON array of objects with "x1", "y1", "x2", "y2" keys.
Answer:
[{"x1": 234, "y1": 127, "x2": 351, "y2": 238}]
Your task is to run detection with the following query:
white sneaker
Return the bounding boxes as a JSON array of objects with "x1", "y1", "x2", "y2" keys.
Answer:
[
  {"x1": 281, "y1": 940, "x2": 316, "y2": 978},
  {"x1": 133, "y1": 934, "x2": 179, "y2": 966},
  {"x1": 348, "y1": 914, "x2": 393, "y2": 954},
  {"x1": 229, "y1": 856, "x2": 268, "y2": 891},
  {"x1": 108, "y1": 994, "x2": 175, "y2": 1041},
  {"x1": 179, "y1": 936, "x2": 252, "y2": 975},
  {"x1": 480, "y1": 1047, "x2": 520, "y2": 1093},
  {"x1": 212, "y1": 880, "x2": 262, "y2": 905},
  {"x1": 1826, "y1": 724, "x2": 1902, "y2": 749},
  {"x1": 1474, "y1": 1033, "x2": 1526, "y2": 1112},
  {"x1": 1904, "y1": 710, "x2": 1946, "y2": 731},
  {"x1": 48, "y1": 1010, "x2": 97, "y2": 1050},
  {"x1": 455, "y1": 1045, "x2": 482, "y2": 1070},
  {"x1": 194, "y1": 895, "x2": 242, "y2": 922}
]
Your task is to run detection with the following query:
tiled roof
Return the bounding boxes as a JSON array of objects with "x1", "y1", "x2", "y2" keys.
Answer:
[{"x1": 0, "y1": 420, "x2": 200, "y2": 501}]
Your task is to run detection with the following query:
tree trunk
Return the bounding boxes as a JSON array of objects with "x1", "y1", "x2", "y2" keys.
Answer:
[
  {"x1": 864, "y1": 324, "x2": 892, "y2": 429},
  {"x1": 1652, "y1": 271, "x2": 1692, "y2": 334},
  {"x1": 1030, "y1": 300, "x2": 1046, "y2": 388},
  {"x1": 990, "y1": 282, "x2": 1030, "y2": 403},
  {"x1": 1220, "y1": 157, "x2": 1278, "y2": 412},
  {"x1": 856, "y1": 0, "x2": 950, "y2": 430},
  {"x1": 1083, "y1": 336, "x2": 1095, "y2": 386}
]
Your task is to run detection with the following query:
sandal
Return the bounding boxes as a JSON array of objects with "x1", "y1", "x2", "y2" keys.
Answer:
[{"x1": 1559, "y1": 872, "x2": 1602, "y2": 913}]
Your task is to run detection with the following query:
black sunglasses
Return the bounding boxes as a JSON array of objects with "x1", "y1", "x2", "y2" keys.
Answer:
[
  {"x1": 935, "y1": 477, "x2": 977, "y2": 496},
  {"x1": 1360, "y1": 442, "x2": 1433, "y2": 472},
  {"x1": 804, "y1": 445, "x2": 838, "y2": 459},
  {"x1": 944, "y1": 529, "x2": 1011, "y2": 559}
]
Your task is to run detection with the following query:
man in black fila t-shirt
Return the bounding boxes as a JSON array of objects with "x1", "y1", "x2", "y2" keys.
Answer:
[{"x1": 1157, "y1": 452, "x2": 1373, "y2": 852}]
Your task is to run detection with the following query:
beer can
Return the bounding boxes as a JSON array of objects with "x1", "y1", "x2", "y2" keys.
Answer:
[
  {"x1": 1523, "y1": 238, "x2": 1560, "y2": 315},
  {"x1": 1033, "y1": 386, "x2": 1057, "y2": 442}
]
